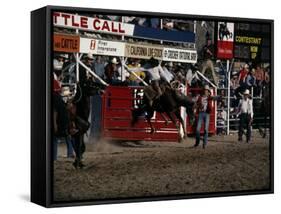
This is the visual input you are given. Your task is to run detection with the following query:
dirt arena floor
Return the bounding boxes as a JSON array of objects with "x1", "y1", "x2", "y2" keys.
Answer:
[{"x1": 53, "y1": 132, "x2": 271, "y2": 202}]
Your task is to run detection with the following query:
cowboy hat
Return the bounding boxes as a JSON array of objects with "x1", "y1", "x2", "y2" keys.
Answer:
[
  {"x1": 168, "y1": 62, "x2": 173, "y2": 67},
  {"x1": 111, "y1": 57, "x2": 118, "y2": 64},
  {"x1": 59, "y1": 54, "x2": 68, "y2": 59},
  {"x1": 85, "y1": 53, "x2": 94, "y2": 60},
  {"x1": 53, "y1": 59, "x2": 63, "y2": 71},
  {"x1": 61, "y1": 86, "x2": 72, "y2": 97},
  {"x1": 203, "y1": 85, "x2": 212, "y2": 94},
  {"x1": 243, "y1": 89, "x2": 250, "y2": 95}
]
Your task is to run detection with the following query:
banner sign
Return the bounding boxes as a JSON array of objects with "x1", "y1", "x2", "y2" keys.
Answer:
[
  {"x1": 125, "y1": 43, "x2": 163, "y2": 60},
  {"x1": 53, "y1": 34, "x2": 198, "y2": 63},
  {"x1": 53, "y1": 12, "x2": 135, "y2": 36},
  {"x1": 53, "y1": 34, "x2": 80, "y2": 53},
  {"x1": 234, "y1": 36, "x2": 263, "y2": 60},
  {"x1": 162, "y1": 47, "x2": 197, "y2": 63},
  {"x1": 216, "y1": 22, "x2": 234, "y2": 59},
  {"x1": 79, "y1": 38, "x2": 125, "y2": 56},
  {"x1": 235, "y1": 36, "x2": 262, "y2": 45}
]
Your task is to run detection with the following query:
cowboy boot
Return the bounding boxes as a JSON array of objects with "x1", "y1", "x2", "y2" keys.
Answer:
[
  {"x1": 78, "y1": 161, "x2": 85, "y2": 169},
  {"x1": 72, "y1": 159, "x2": 79, "y2": 169}
]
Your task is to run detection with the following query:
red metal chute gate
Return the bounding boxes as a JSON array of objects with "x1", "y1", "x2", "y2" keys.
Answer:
[{"x1": 100, "y1": 86, "x2": 216, "y2": 142}]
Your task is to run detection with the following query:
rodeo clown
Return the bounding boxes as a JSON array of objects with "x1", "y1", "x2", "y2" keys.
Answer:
[{"x1": 237, "y1": 89, "x2": 254, "y2": 143}]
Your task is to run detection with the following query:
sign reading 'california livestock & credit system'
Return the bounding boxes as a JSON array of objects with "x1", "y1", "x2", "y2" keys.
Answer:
[{"x1": 125, "y1": 43, "x2": 163, "y2": 60}]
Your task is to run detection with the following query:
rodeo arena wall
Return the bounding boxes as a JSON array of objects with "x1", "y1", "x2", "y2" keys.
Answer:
[{"x1": 52, "y1": 12, "x2": 271, "y2": 143}]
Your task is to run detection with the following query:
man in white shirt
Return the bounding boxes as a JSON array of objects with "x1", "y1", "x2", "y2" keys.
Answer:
[
  {"x1": 159, "y1": 62, "x2": 174, "y2": 83},
  {"x1": 237, "y1": 89, "x2": 254, "y2": 143},
  {"x1": 186, "y1": 65, "x2": 200, "y2": 87}
]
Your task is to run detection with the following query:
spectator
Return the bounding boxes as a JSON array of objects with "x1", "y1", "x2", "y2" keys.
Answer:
[
  {"x1": 106, "y1": 15, "x2": 121, "y2": 22},
  {"x1": 160, "y1": 62, "x2": 174, "y2": 83},
  {"x1": 105, "y1": 57, "x2": 119, "y2": 84},
  {"x1": 238, "y1": 63, "x2": 249, "y2": 87},
  {"x1": 163, "y1": 20, "x2": 175, "y2": 31},
  {"x1": 217, "y1": 109, "x2": 227, "y2": 135},
  {"x1": 53, "y1": 53, "x2": 68, "y2": 80},
  {"x1": 264, "y1": 68, "x2": 270, "y2": 84},
  {"x1": 150, "y1": 18, "x2": 160, "y2": 28},
  {"x1": 116, "y1": 64, "x2": 130, "y2": 84},
  {"x1": 245, "y1": 68, "x2": 256, "y2": 90},
  {"x1": 230, "y1": 75, "x2": 239, "y2": 107},
  {"x1": 186, "y1": 64, "x2": 200, "y2": 87},
  {"x1": 92, "y1": 56, "x2": 105, "y2": 81},
  {"x1": 174, "y1": 64, "x2": 186, "y2": 84},
  {"x1": 230, "y1": 75, "x2": 239, "y2": 90},
  {"x1": 127, "y1": 59, "x2": 146, "y2": 86},
  {"x1": 123, "y1": 16, "x2": 136, "y2": 24},
  {"x1": 254, "y1": 65, "x2": 265, "y2": 97},
  {"x1": 79, "y1": 53, "x2": 94, "y2": 82},
  {"x1": 201, "y1": 38, "x2": 218, "y2": 85}
]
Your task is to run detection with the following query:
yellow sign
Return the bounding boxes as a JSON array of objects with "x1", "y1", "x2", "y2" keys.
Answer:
[
  {"x1": 235, "y1": 36, "x2": 262, "y2": 45},
  {"x1": 250, "y1": 46, "x2": 258, "y2": 52}
]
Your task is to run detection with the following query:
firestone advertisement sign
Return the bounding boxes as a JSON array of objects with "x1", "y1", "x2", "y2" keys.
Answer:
[
  {"x1": 217, "y1": 22, "x2": 234, "y2": 59},
  {"x1": 79, "y1": 38, "x2": 125, "y2": 56}
]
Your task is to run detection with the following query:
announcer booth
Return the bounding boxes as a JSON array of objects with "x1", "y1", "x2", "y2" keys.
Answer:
[{"x1": 53, "y1": 12, "x2": 217, "y2": 142}]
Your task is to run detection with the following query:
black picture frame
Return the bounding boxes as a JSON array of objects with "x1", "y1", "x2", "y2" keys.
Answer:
[{"x1": 31, "y1": 5, "x2": 274, "y2": 207}]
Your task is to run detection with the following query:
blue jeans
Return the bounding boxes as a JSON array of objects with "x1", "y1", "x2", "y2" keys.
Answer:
[
  {"x1": 53, "y1": 136, "x2": 74, "y2": 161},
  {"x1": 195, "y1": 112, "x2": 210, "y2": 146},
  {"x1": 65, "y1": 136, "x2": 74, "y2": 157}
]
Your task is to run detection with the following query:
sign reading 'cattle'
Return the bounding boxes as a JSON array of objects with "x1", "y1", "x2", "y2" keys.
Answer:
[{"x1": 53, "y1": 34, "x2": 80, "y2": 53}]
